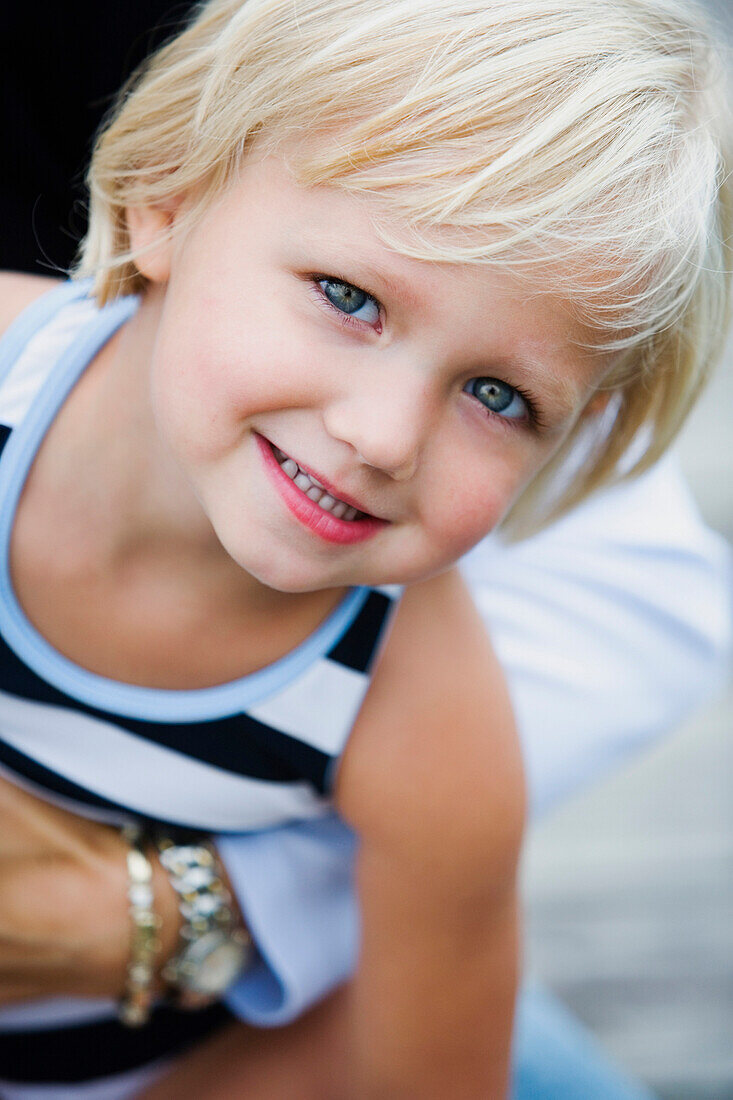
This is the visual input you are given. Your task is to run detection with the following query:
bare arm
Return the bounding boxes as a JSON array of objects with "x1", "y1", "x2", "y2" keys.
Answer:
[{"x1": 335, "y1": 568, "x2": 525, "y2": 1098}]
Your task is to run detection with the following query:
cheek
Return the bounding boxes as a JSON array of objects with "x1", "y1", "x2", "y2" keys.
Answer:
[
  {"x1": 150, "y1": 317, "x2": 309, "y2": 465},
  {"x1": 423, "y1": 465, "x2": 513, "y2": 564},
  {"x1": 149, "y1": 336, "x2": 234, "y2": 466},
  {"x1": 437, "y1": 490, "x2": 505, "y2": 559},
  {"x1": 419, "y1": 426, "x2": 549, "y2": 566}
]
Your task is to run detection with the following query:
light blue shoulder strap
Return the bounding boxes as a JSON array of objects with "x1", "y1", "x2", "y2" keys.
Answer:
[{"x1": 0, "y1": 279, "x2": 93, "y2": 386}]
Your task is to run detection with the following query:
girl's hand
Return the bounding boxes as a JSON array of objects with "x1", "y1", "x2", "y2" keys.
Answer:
[{"x1": 0, "y1": 777, "x2": 180, "y2": 1002}]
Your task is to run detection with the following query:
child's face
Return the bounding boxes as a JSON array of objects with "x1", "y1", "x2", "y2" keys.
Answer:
[{"x1": 139, "y1": 152, "x2": 609, "y2": 592}]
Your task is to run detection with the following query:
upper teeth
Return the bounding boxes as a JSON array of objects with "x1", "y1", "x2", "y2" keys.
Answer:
[{"x1": 273, "y1": 447, "x2": 360, "y2": 520}]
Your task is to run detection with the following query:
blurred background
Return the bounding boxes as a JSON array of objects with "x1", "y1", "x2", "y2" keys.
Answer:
[{"x1": 522, "y1": 336, "x2": 733, "y2": 1100}]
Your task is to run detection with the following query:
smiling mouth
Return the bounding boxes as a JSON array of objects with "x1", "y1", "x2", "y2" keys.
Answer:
[{"x1": 270, "y1": 445, "x2": 371, "y2": 521}]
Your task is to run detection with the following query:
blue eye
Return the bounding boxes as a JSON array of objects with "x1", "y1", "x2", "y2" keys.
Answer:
[
  {"x1": 318, "y1": 278, "x2": 380, "y2": 325},
  {"x1": 464, "y1": 377, "x2": 528, "y2": 421}
]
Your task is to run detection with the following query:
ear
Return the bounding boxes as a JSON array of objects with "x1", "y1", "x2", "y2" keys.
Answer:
[{"x1": 125, "y1": 203, "x2": 180, "y2": 284}]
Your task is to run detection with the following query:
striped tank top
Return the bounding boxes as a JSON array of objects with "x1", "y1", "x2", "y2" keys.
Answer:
[{"x1": 0, "y1": 279, "x2": 399, "y2": 1098}]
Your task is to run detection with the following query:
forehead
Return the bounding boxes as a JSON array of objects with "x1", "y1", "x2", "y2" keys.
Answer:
[{"x1": 199, "y1": 152, "x2": 611, "y2": 421}]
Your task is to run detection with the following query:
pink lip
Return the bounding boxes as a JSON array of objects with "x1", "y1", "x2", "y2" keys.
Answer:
[{"x1": 256, "y1": 435, "x2": 388, "y2": 545}]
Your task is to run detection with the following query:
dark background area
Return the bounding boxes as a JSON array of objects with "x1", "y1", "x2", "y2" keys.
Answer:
[{"x1": 1, "y1": 2, "x2": 193, "y2": 274}]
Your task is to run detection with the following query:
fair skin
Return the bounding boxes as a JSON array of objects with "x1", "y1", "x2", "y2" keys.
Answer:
[{"x1": 0, "y1": 150, "x2": 608, "y2": 1096}]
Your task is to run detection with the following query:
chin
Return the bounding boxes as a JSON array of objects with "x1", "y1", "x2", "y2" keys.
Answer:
[
  {"x1": 231, "y1": 547, "x2": 339, "y2": 594},
  {"x1": 254, "y1": 569, "x2": 331, "y2": 594}
]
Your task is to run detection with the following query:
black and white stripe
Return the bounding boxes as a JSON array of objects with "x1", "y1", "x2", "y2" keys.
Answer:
[
  {"x1": 0, "y1": 1003, "x2": 232, "y2": 1084},
  {"x1": 0, "y1": 588, "x2": 394, "y2": 831}
]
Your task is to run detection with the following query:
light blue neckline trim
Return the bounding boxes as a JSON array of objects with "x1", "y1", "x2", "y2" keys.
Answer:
[
  {"x1": 0, "y1": 278, "x2": 92, "y2": 387},
  {"x1": 0, "y1": 283, "x2": 369, "y2": 723}
]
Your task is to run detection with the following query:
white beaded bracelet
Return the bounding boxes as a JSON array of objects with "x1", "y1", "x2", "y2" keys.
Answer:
[{"x1": 155, "y1": 836, "x2": 252, "y2": 1009}]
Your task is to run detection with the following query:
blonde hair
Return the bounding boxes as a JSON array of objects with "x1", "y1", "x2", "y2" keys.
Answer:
[{"x1": 76, "y1": 0, "x2": 732, "y2": 535}]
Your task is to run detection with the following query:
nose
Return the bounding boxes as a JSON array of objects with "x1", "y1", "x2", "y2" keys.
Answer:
[{"x1": 323, "y1": 371, "x2": 434, "y2": 481}]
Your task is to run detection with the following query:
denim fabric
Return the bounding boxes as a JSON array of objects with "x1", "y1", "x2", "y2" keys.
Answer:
[{"x1": 513, "y1": 985, "x2": 657, "y2": 1100}]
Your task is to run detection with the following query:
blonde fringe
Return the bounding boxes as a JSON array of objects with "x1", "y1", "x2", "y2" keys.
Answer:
[{"x1": 73, "y1": 0, "x2": 733, "y2": 535}]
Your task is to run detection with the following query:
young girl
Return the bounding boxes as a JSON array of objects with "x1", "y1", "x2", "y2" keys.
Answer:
[{"x1": 0, "y1": 0, "x2": 729, "y2": 1096}]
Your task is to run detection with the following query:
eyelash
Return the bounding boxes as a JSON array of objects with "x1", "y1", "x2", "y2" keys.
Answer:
[
  {"x1": 520, "y1": 391, "x2": 544, "y2": 430},
  {"x1": 519, "y1": 387, "x2": 545, "y2": 430},
  {"x1": 310, "y1": 275, "x2": 545, "y2": 431},
  {"x1": 310, "y1": 275, "x2": 383, "y2": 332}
]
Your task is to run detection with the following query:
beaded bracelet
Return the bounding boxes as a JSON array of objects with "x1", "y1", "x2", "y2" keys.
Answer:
[
  {"x1": 118, "y1": 825, "x2": 162, "y2": 1027},
  {"x1": 155, "y1": 836, "x2": 252, "y2": 1009}
]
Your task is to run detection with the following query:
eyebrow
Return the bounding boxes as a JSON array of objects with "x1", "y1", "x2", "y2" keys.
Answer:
[
  {"x1": 495, "y1": 355, "x2": 587, "y2": 422},
  {"x1": 298, "y1": 233, "x2": 426, "y2": 311},
  {"x1": 337, "y1": 262, "x2": 425, "y2": 313}
]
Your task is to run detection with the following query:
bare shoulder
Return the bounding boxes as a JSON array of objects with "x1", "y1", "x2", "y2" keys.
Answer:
[
  {"x1": 335, "y1": 569, "x2": 526, "y2": 888},
  {"x1": 0, "y1": 273, "x2": 64, "y2": 339}
]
